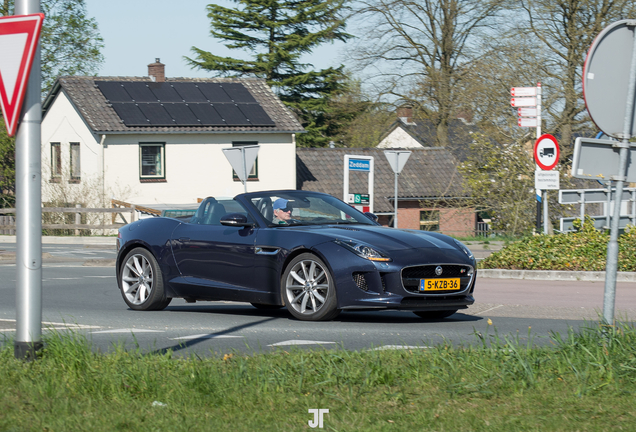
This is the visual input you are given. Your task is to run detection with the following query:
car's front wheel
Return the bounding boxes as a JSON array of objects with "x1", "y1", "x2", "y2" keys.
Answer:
[
  {"x1": 413, "y1": 310, "x2": 457, "y2": 320},
  {"x1": 282, "y1": 253, "x2": 340, "y2": 321},
  {"x1": 119, "y1": 247, "x2": 171, "y2": 311}
]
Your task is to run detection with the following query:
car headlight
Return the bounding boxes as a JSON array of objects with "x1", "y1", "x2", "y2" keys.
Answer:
[
  {"x1": 453, "y1": 238, "x2": 474, "y2": 260},
  {"x1": 334, "y1": 239, "x2": 391, "y2": 262}
]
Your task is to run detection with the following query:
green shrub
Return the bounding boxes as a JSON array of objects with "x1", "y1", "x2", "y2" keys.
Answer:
[{"x1": 480, "y1": 216, "x2": 636, "y2": 271}]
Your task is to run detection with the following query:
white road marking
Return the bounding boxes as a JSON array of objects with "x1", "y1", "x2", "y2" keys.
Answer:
[
  {"x1": 268, "y1": 340, "x2": 336, "y2": 347},
  {"x1": 169, "y1": 334, "x2": 244, "y2": 341},
  {"x1": 473, "y1": 304, "x2": 504, "y2": 315},
  {"x1": 0, "y1": 319, "x2": 100, "y2": 331},
  {"x1": 91, "y1": 329, "x2": 164, "y2": 334},
  {"x1": 85, "y1": 276, "x2": 115, "y2": 278}
]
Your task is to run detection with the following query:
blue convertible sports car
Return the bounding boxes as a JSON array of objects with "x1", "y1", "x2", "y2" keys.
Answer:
[{"x1": 116, "y1": 190, "x2": 477, "y2": 321}]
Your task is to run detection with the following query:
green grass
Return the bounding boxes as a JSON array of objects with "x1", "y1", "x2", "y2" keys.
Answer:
[{"x1": 2, "y1": 323, "x2": 636, "y2": 431}]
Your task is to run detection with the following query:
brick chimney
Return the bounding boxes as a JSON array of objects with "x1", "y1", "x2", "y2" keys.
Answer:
[
  {"x1": 148, "y1": 58, "x2": 165, "y2": 82},
  {"x1": 397, "y1": 105, "x2": 414, "y2": 125}
]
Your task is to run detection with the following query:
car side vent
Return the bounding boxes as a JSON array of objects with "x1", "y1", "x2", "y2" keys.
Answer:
[
  {"x1": 352, "y1": 272, "x2": 368, "y2": 291},
  {"x1": 335, "y1": 227, "x2": 360, "y2": 231}
]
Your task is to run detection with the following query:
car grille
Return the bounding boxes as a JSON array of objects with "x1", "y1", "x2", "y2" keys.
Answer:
[{"x1": 401, "y1": 264, "x2": 473, "y2": 294}]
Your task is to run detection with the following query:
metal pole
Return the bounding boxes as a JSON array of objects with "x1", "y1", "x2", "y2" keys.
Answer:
[
  {"x1": 536, "y1": 83, "x2": 542, "y2": 233},
  {"x1": 602, "y1": 29, "x2": 636, "y2": 326},
  {"x1": 241, "y1": 147, "x2": 247, "y2": 193},
  {"x1": 393, "y1": 172, "x2": 398, "y2": 228},
  {"x1": 14, "y1": 0, "x2": 43, "y2": 360},
  {"x1": 543, "y1": 190, "x2": 549, "y2": 234}
]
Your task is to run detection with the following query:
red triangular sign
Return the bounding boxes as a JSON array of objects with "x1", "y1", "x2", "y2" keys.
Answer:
[{"x1": 0, "y1": 13, "x2": 44, "y2": 137}]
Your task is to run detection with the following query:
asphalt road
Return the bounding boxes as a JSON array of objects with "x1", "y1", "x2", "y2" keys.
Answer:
[{"x1": 1, "y1": 244, "x2": 635, "y2": 357}]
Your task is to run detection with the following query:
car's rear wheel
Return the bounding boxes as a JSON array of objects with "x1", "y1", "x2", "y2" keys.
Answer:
[
  {"x1": 413, "y1": 310, "x2": 457, "y2": 320},
  {"x1": 120, "y1": 247, "x2": 171, "y2": 311},
  {"x1": 282, "y1": 253, "x2": 340, "y2": 321}
]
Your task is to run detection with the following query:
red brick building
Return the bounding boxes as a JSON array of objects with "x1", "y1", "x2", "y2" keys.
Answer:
[{"x1": 296, "y1": 148, "x2": 476, "y2": 236}]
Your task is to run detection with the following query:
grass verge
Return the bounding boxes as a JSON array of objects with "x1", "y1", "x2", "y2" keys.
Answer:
[{"x1": 1, "y1": 323, "x2": 636, "y2": 431}]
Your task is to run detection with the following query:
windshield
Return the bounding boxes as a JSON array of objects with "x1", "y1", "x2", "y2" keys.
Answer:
[{"x1": 247, "y1": 191, "x2": 376, "y2": 227}]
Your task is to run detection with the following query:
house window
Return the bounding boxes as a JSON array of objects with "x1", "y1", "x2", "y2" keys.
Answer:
[
  {"x1": 50, "y1": 142, "x2": 61, "y2": 180},
  {"x1": 139, "y1": 143, "x2": 165, "y2": 180},
  {"x1": 420, "y1": 210, "x2": 440, "y2": 231},
  {"x1": 232, "y1": 141, "x2": 258, "y2": 181},
  {"x1": 70, "y1": 142, "x2": 81, "y2": 182}
]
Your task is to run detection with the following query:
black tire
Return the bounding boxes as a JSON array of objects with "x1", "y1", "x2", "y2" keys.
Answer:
[
  {"x1": 413, "y1": 310, "x2": 457, "y2": 320},
  {"x1": 250, "y1": 303, "x2": 284, "y2": 310},
  {"x1": 281, "y1": 253, "x2": 340, "y2": 321},
  {"x1": 119, "y1": 247, "x2": 172, "y2": 311}
]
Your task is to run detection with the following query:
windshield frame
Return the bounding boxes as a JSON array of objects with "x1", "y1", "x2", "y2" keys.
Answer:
[{"x1": 237, "y1": 190, "x2": 379, "y2": 228}]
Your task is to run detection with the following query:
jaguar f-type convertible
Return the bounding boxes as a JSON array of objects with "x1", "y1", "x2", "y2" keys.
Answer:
[{"x1": 116, "y1": 190, "x2": 477, "y2": 321}]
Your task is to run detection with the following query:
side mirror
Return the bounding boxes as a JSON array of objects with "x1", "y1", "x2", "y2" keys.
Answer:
[
  {"x1": 364, "y1": 212, "x2": 379, "y2": 223},
  {"x1": 220, "y1": 213, "x2": 253, "y2": 227}
]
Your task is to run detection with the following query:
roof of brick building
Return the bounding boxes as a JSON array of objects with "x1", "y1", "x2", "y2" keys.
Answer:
[{"x1": 296, "y1": 148, "x2": 468, "y2": 213}]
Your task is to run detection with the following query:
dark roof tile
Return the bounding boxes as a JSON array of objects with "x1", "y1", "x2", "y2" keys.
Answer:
[{"x1": 43, "y1": 76, "x2": 304, "y2": 134}]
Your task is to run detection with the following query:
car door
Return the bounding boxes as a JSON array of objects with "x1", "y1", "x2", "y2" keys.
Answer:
[{"x1": 171, "y1": 201, "x2": 257, "y2": 292}]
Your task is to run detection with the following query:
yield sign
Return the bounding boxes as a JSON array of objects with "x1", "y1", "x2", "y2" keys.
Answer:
[{"x1": 0, "y1": 13, "x2": 44, "y2": 137}]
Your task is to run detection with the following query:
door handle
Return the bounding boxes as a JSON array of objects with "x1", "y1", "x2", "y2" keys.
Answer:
[{"x1": 178, "y1": 237, "x2": 190, "y2": 243}]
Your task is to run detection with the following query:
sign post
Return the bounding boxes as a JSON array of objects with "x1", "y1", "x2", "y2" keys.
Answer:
[
  {"x1": 222, "y1": 145, "x2": 260, "y2": 193},
  {"x1": 533, "y1": 134, "x2": 560, "y2": 234},
  {"x1": 512, "y1": 84, "x2": 543, "y2": 232},
  {"x1": 580, "y1": 19, "x2": 636, "y2": 325},
  {"x1": 5, "y1": 4, "x2": 45, "y2": 360},
  {"x1": 343, "y1": 155, "x2": 374, "y2": 213},
  {"x1": 383, "y1": 150, "x2": 411, "y2": 228}
]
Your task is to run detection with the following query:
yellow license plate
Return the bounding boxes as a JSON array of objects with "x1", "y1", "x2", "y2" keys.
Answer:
[{"x1": 420, "y1": 278, "x2": 460, "y2": 291}]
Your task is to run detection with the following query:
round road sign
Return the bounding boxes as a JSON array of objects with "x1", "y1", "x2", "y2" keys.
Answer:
[
  {"x1": 583, "y1": 20, "x2": 636, "y2": 138},
  {"x1": 534, "y1": 134, "x2": 560, "y2": 170}
]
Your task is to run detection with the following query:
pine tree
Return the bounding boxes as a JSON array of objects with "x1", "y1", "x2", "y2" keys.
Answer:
[{"x1": 187, "y1": 0, "x2": 352, "y2": 147}]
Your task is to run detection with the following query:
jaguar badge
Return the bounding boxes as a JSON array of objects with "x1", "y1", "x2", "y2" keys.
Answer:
[{"x1": 435, "y1": 266, "x2": 443, "y2": 276}]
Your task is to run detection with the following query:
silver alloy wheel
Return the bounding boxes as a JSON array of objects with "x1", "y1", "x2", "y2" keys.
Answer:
[
  {"x1": 121, "y1": 253, "x2": 154, "y2": 305},
  {"x1": 285, "y1": 258, "x2": 330, "y2": 315}
]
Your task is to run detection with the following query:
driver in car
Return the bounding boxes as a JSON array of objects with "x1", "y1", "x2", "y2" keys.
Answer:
[{"x1": 272, "y1": 198, "x2": 292, "y2": 224}]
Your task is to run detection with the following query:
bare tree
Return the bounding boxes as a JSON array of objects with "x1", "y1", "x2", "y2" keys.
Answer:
[
  {"x1": 520, "y1": 0, "x2": 636, "y2": 153},
  {"x1": 351, "y1": 0, "x2": 507, "y2": 147}
]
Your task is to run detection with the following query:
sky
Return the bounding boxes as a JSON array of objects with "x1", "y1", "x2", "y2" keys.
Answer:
[{"x1": 84, "y1": 0, "x2": 349, "y2": 79}]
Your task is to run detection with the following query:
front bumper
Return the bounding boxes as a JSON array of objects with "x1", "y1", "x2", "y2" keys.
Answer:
[{"x1": 316, "y1": 243, "x2": 477, "y2": 311}]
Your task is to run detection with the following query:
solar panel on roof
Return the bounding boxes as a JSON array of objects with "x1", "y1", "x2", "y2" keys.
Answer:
[
  {"x1": 110, "y1": 103, "x2": 149, "y2": 125},
  {"x1": 214, "y1": 103, "x2": 251, "y2": 125},
  {"x1": 123, "y1": 82, "x2": 157, "y2": 102},
  {"x1": 97, "y1": 80, "x2": 276, "y2": 127},
  {"x1": 137, "y1": 103, "x2": 175, "y2": 125},
  {"x1": 96, "y1": 81, "x2": 131, "y2": 102},
  {"x1": 238, "y1": 104, "x2": 276, "y2": 126},
  {"x1": 197, "y1": 83, "x2": 232, "y2": 102},
  {"x1": 221, "y1": 83, "x2": 256, "y2": 103},
  {"x1": 163, "y1": 103, "x2": 200, "y2": 125},
  {"x1": 148, "y1": 83, "x2": 183, "y2": 102},
  {"x1": 171, "y1": 82, "x2": 208, "y2": 102},
  {"x1": 188, "y1": 103, "x2": 225, "y2": 125}
]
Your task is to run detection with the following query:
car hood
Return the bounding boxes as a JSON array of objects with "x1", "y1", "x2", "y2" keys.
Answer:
[{"x1": 287, "y1": 224, "x2": 458, "y2": 252}]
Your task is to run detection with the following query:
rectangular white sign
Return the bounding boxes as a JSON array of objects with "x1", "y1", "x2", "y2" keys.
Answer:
[
  {"x1": 518, "y1": 117, "x2": 538, "y2": 127},
  {"x1": 511, "y1": 97, "x2": 537, "y2": 107},
  {"x1": 518, "y1": 107, "x2": 538, "y2": 117},
  {"x1": 510, "y1": 87, "x2": 537, "y2": 97},
  {"x1": 535, "y1": 170, "x2": 560, "y2": 190}
]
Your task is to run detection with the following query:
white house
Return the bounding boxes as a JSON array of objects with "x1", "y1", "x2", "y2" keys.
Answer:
[{"x1": 41, "y1": 60, "x2": 303, "y2": 208}]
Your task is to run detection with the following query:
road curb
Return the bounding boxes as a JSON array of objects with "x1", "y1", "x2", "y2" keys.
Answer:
[
  {"x1": 479, "y1": 269, "x2": 636, "y2": 282},
  {"x1": 0, "y1": 235, "x2": 115, "y2": 245}
]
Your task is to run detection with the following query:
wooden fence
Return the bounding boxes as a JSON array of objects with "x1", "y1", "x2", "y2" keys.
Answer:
[{"x1": 0, "y1": 204, "x2": 136, "y2": 234}]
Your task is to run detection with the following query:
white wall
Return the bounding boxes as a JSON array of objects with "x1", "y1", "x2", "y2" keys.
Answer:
[
  {"x1": 40, "y1": 91, "x2": 103, "y2": 203},
  {"x1": 377, "y1": 126, "x2": 423, "y2": 149},
  {"x1": 103, "y1": 133, "x2": 296, "y2": 205}
]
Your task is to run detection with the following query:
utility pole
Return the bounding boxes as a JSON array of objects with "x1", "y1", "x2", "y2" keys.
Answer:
[{"x1": 14, "y1": 0, "x2": 43, "y2": 360}]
